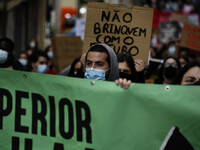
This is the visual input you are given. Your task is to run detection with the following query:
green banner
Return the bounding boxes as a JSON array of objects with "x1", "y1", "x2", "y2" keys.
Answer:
[{"x1": 0, "y1": 68, "x2": 200, "y2": 150}]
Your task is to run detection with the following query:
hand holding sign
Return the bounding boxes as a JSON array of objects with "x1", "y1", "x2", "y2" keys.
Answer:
[
  {"x1": 115, "y1": 78, "x2": 132, "y2": 89},
  {"x1": 135, "y1": 59, "x2": 145, "y2": 72}
]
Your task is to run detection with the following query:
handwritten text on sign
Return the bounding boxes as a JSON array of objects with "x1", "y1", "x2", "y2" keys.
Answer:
[
  {"x1": 83, "y1": 3, "x2": 153, "y2": 64},
  {"x1": 91, "y1": 10, "x2": 146, "y2": 56}
]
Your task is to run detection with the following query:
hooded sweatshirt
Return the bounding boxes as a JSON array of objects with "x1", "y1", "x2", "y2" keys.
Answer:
[{"x1": 84, "y1": 44, "x2": 119, "y2": 81}]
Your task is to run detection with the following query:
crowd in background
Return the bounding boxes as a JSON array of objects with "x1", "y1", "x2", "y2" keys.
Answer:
[
  {"x1": 143, "y1": 0, "x2": 200, "y2": 14},
  {"x1": 0, "y1": 34, "x2": 199, "y2": 86},
  {"x1": 0, "y1": 0, "x2": 200, "y2": 86}
]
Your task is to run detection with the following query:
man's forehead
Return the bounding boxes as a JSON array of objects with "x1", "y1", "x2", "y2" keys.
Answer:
[{"x1": 87, "y1": 51, "x2": 108, "y2": 62}]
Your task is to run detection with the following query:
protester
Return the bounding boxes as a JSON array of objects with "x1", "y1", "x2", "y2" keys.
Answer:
[
  {"x1": 176, "y1": 60, "x2": 200, "y2": 85},
  {"x1": 17, "y1": 51, "x2": 28, "y2": 71},
  {"x1": 155, "y1": 56, "x2": 181, "y2": 84},
  {"x1": 27, "y1": 50, "x2": 49, "y2": 73},
  {"x1": 26, "y1": 38, "x2": 38, "y2": 57},
  {"x1": 117, "y1": 53, "x2": 145, "y2": 83},
  {"x1": 178, "y1": 55, "x2": 189, "y2": 68},
  {"x1": 178, "y1": 47, "x2": 189, "y2": 58},
  {"x1": 26, "y1": 45, "x2": 35, "y2": 57},
  {"x1": 84, "y1": 44, "x2": 118, "y2": 81},
  {"x1": 0, "y1": 37, "x2": 23, "y2": 70},
  {"x1": 158, "y1": 41, "x2": 179, "y2": 59},
  {"x1": 74, "y1": 54, "x2": 86, "y2": 78},
  {"x1": 68, "y1": 56, "x2": 81, "y2": 77},
  {"x1": 45, "y1": 45, "x2": 56, "y2": 75},
  {"x1": 166, "y1": 41, "x2": 179, "y2": 57},
  {"x1": 84, "y1": 44, "x2": 131, "y2": 89},
  {"x1": 59, "y1": 56, "x2": 82, "y2": 77},
  {"x1": 29, "y1": 38, "x2": 38, "y2": 50}
]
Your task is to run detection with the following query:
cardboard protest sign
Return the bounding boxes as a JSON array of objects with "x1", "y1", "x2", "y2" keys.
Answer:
[
  {"x1": 169, "y1": 13, "x2": 188, "y2": 24},
  {"x1": 180, "y1": 23, "x2": 200, "y2": 51},
  {"x1": 83, "y1": 2, "x2": 154, "y2": 64},
  {"x1": 0, "y1": 68, "x2": 200, "y2": 149},
  {"x1": 51, "y1": 36, "x2": 82, "y2": 73}
]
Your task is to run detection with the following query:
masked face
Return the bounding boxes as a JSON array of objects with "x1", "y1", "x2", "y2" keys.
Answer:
[
  {"x1": 18, "y1": 59, "x2": 27, "y2": 66},
  {"x1": 164, "y1": 66, "x2": 177, "y2": 79},
  {"x1": 164, "y1": 60, "x2": 178, "y2": 79},
  {"x1": 119, "y1": 72, "x2": 133, "y2": 81},
  {"x1": 118, "y1": 61, "x2": 133, "y2": 81},
  {"x1": 168, "y1": 46, "x2": 176, "y2": 56},
  {"x1": 32, "y1": 56, "x2": 48, "y2": 73},
  {"x1": 47, "y1": 51, "x2": 53, "y2": 59},
  {"x1": 0, "y1": 49, "x2": 8, "y2": 64},
  {"x1": 29, "y1": 41, "x2": 36, "y2": 48},
  {"x1": 37, "y1": 64, "x2": 48, "y2": 73},
  {"x1": 84, "y1": 68, "x2": 109, "y2": 80},
  {"x1": 85, "y1": 51, "x2": 109, "y2": 80}
]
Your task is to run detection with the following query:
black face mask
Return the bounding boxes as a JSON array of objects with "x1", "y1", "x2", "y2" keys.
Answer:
[
  {"x1": 185, "y1": 81, "x2": 200, "y2": 86},
  {"x1": 164, "y1": 66, "x2": 177, "y2": 79},
  {"x1": 119, "y1": 72, "x2": 133, "y2": 81}
]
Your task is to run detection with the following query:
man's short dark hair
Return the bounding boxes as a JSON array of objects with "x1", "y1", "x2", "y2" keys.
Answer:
[
  {"x1": 30, "y1": 50, "x2": 49, "y2": 63},
  {"x1": 88, "y1": 45, "x2": 110, "y2": 65}
]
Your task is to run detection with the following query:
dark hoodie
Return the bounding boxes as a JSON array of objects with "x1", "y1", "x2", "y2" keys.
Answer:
[{"x1": 84, "y1": 44, "x2": 119, "y2": 81}]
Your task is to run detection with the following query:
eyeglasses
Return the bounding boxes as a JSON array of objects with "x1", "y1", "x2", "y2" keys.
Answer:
[{"x1": 164, "y1": 63, "x2": 178, "y2": 68}]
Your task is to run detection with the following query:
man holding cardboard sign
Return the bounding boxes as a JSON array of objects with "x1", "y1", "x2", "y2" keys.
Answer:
[{"x1": 83, "y1": 2, "x2": 154, "y2": 65}]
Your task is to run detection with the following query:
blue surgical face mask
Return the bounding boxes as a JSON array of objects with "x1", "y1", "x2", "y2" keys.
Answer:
[
  {"x1": 18, "y1": 59, "x2": 27, "y2": 66},
  {"x1": 37, "y1": 64, "x2": 48, "y2": 73},
  {"x1": 0, "y1": 49, "x2": 8, "y2": 64},
  {"x1": 47, "y1": 51, "x2": 53, "y2": 59},
  {"x1": 84, "y1": 68, "x2": 109, "y2": 80},
  {"x1": 168, "y1": 46, "x2": 176, "y2": 56}
]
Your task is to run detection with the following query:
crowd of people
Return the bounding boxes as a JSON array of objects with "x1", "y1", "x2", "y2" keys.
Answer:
[
  {"x1": 0, "y1": 35, "x2": 199, "y2": 88},
  {"x1": 143, "y1": 0, "x2": 200, "y2": 14}
]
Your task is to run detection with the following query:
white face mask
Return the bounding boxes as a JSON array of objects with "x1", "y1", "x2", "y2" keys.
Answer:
[
  {"x1": 36, "y1": 64, "x2": 48, "y2": 73},
  {"x1": 30, "y1": 41, "x2": 36, "y2": 48},
  {"x1": 47, "y1": 51, "x2": 53, "y2": 59},
  {"x1": 0, "y1": 49, "x2": 8, "y2": 64},
  {"x1": 18, "y1": 59, "x2": 27, "y2": 66},
  {"x1": 168, "y1": 46, "x2": 176, "y2": 56}
]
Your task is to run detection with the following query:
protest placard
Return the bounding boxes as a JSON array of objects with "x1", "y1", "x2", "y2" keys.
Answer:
[
  {"x1": 83, "y1": 2, "x2": 154, "y2": 64},
  {"x1": 51, "y1": 36, "x2": 82, "y2": 73},
  {"x1": 0, "y1": 68, "x2": 200, "y2": 149},
  {"x1": 180, "y1": 23, "x2": 200, "y2": 51},
  {"x1": 169, "y1": 13, "x2": 188, "y2": 24}
]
